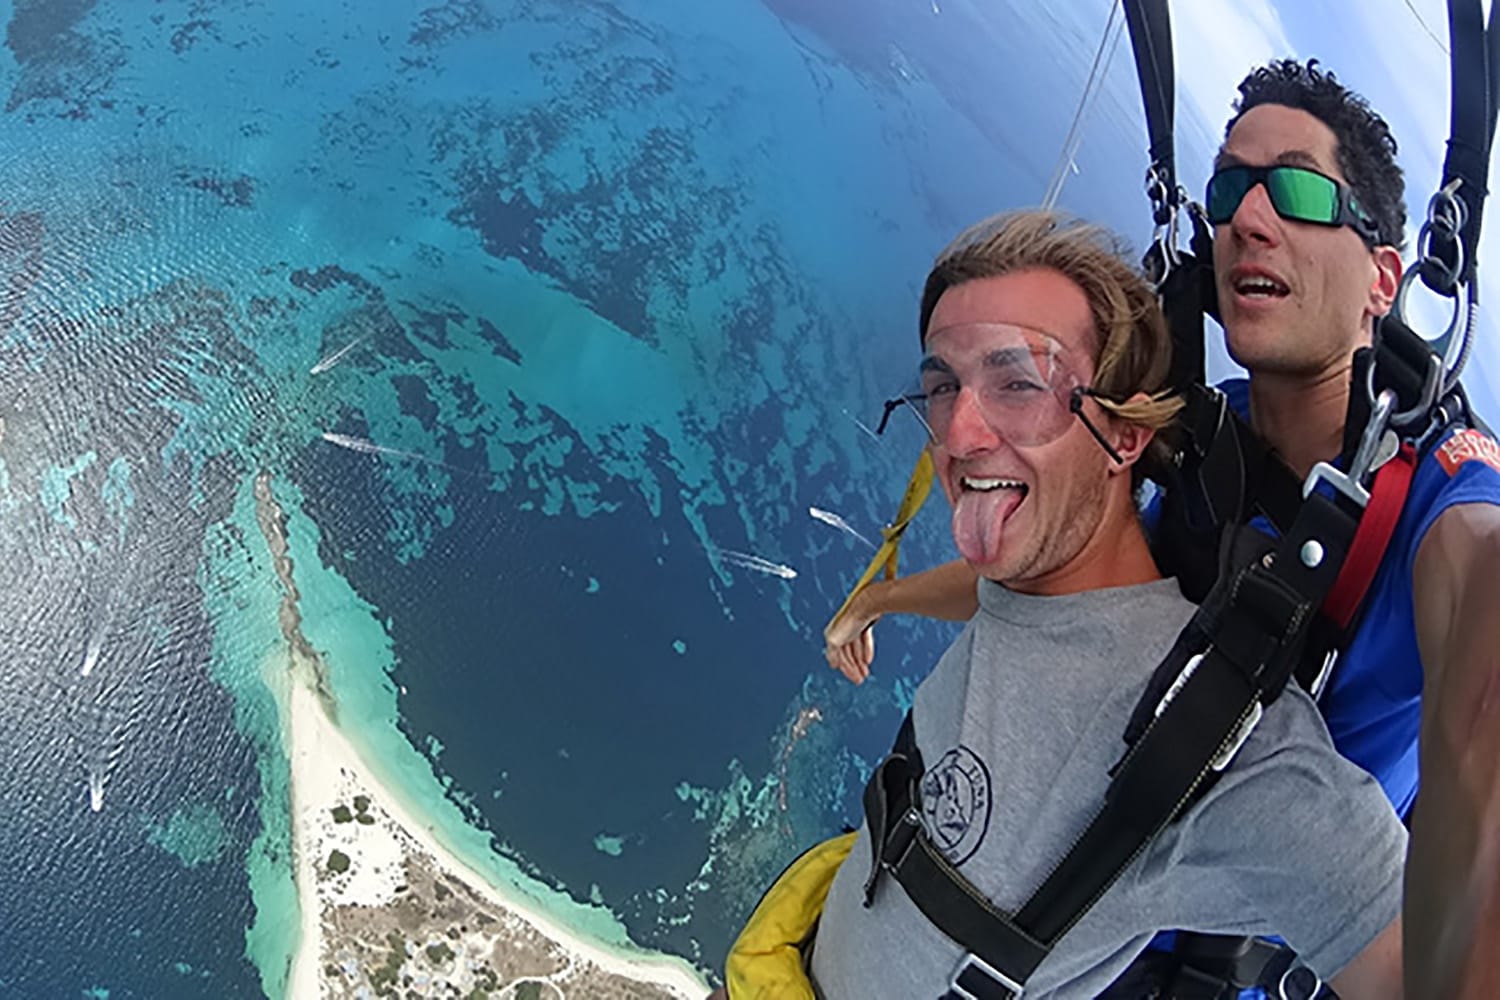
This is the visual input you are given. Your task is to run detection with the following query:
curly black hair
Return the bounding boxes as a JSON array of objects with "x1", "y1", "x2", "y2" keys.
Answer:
[{"x1": 1226, "y1": 59, "x2": 1406, "y2": 250}]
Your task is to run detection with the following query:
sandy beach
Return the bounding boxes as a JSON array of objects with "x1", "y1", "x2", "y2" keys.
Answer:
[
  {"x1": 250, "y1": 470, "x2": 709, "y2": 999},
  {"x1": 284, "y1": 671, "x2": 712, "y2": 998}
]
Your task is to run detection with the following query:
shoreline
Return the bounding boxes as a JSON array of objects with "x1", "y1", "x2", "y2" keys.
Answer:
[
  {"x1": 284, "y1": 672, "x2": 711, "y2": 998},
  {"x1": 257, "y1": 463, "x2": 709, "y2": 999}
]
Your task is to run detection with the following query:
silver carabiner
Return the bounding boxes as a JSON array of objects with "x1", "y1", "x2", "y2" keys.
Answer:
[
  {"x1": 1392, "y1": 264, "x2": 1472, "y2": 364},
  {"x1": 1303, "y1": 388, "x2": 1399, "y2": 509}
]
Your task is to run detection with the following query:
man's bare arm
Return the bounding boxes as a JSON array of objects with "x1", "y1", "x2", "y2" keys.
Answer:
[
  {"x1": 1408, "y1": 501, "x2": 1500, "y2": 998},
  {"x1": 1330, "y1": 916, "x2": 1403, "y2": 999},
  {"x1": 824, "y1": 559, "x2": 980, "y2": 684}
]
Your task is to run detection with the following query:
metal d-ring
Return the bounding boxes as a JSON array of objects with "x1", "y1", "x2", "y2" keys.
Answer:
[
  {"x1": 1278, "y1": 963, "x2": 1323, "y2": 1000},
  {"x1": 1393, "y1": 264, "x2": 1472, "y2": 355},
  {"x1": 1387, "y1": 268, "x2": 1470, "y2": 429}
]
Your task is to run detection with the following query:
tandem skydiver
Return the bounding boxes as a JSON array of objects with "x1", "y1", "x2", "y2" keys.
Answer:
[
  {"x1": 826, "y1": 58, "x2": 1500, "y2": 997},
  {"x1": 715, "y1": 208, "x2": 1407, "y2": 998}
]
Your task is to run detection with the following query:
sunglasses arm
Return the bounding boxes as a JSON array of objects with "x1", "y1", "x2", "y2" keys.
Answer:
[{"x1": 1070, "y1": 389, "x2": 1126, "y2": 465}]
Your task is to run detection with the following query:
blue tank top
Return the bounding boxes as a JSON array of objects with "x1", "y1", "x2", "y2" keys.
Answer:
[{"x1": 1217, "y1": 378, "x2": 1500, "y2": 817}]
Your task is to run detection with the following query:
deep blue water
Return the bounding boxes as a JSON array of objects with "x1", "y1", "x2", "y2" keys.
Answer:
[{"x1": 0, "y1": 0, "x2": 1251, "y2": 996}]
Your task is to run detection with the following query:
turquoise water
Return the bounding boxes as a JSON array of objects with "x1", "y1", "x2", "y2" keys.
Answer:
[
  {"x1": 0, "y1": 3, "x2": 1141, "y2": 992},
  {"x1": 6, "y1": 1, "x2": 1485, "y2": 997}
]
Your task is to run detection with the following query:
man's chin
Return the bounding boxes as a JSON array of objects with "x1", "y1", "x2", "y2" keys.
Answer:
[{"x1": 962, "y1": 553, "x2": 1015, "y2": 586}]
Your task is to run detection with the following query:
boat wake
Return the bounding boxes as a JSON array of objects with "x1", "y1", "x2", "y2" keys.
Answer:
[
  {"x1": 310, "y1": 336, "x2": 365, "y2": 375},
  {"x1": 713, "y1": 547, "x2": 798, "y2": 580},
  {"x1": 809, "y1": 506, "x2": 874, "y2": 549}
]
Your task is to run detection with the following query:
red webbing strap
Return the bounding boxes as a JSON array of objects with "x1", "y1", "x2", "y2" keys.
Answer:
[{"x1": 1322, "y1": 444, "x2": 1417, "y2": 629}]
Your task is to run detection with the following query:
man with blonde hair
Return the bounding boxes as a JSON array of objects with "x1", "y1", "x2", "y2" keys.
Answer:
[{"x1": 720, "y1": 210, "x2": 1404, "y2": 999}]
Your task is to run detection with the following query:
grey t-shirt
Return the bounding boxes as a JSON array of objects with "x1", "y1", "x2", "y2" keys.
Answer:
[{"x1": 810, "y1": 577, "x2": 1405, "y2": 999}]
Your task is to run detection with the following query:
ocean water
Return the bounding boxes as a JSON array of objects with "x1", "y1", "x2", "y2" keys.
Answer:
[{"x1": 0, "y1": 0, "x2": 1170, "y2": 995}]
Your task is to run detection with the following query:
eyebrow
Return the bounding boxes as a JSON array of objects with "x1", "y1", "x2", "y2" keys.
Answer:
[
  {"x1": 1213, "y1": 148, "x2": 1327, "y2": 172},
  {"x1": 919, "y1": 347, "x2": 1043, "y2": 374},
  {"x1": 983, "y1": 347, "x2": 1039, "y2": 370}
]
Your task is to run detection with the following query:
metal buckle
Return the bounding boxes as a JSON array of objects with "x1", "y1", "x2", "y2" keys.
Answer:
[
  {"x1": 1302, "y1": 388, "x2": 1399, "y2": 509},
  {"x1": 1154, "y1": 652, "x2": 1205, "y2": 719},
  {"x1": 1278, "y1": 963, "x2": 1324, "y2": 1000},
  {"x1": 880, "y1": 808, "x2": 923, "y2": 875},
  {"x1": 949, "y1": 951, "x2": 1025, "y2": 999},
  {"x1": 1392, "y1": 178, "x2": 1476, "y2": 388},
  {"x1": 1393, "y1": 266, "x2": 1472, "y2": 369},
  {"x1": 1211, "y1": 701, "x2": 1263, "y2": 771},
  {"x1": 1308, "y1": 649, "x2": 1338, "y2": 701}
]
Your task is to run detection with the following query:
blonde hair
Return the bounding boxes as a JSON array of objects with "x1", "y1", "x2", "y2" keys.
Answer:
[{"x1": 919, "y1": 210, "x2": 1183, "y2": 478}]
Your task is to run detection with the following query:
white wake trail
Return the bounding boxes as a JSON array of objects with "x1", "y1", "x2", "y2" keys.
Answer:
[
  {"x1": 809, "y1": 506, "x2": 875, "y2": 549},
  {"x1": 843, "y1": 408, "x2": 881, "y2": 442},
  {"x1": 715, "y1": 548, "x2": 798, "y2": 580},
  {"x1": 321, "y1": 432, "x2": 444, "y2": 466},
  {"x1": 309, "y1": 336, "x2": 365, "y2": 375}
]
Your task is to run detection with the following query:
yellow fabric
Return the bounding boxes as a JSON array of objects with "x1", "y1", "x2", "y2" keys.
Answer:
[
  {"x1": 826, "y1": 449, "x2": 935, "y2": 636},
  {"x1": 724, "y1": 832, "x2": 858, "y2": 1000}
]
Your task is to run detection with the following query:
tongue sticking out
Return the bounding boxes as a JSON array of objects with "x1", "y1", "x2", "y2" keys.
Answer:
[{"x1": 952, "y1": 486, "x2": 1025, "y2": 565}]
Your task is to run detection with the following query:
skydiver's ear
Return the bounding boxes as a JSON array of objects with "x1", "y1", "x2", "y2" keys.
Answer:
[
  {"x1": 1369, "y1": 246, "x2": 1402, "y2": 319},
  {"x1": 1104, "y1": 394, "x2": 1154, "y2": 478}
]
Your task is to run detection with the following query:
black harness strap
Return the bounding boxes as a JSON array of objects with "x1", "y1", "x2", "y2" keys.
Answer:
[
  {"x1": 1123, "y1": 0, "x2": 1180, "y2": 225},
  {"x1": 1420, "y1": 0, "x2": 1497, "y2": 295}
]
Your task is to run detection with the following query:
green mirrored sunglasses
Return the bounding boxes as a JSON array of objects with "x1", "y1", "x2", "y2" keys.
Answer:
[{"x1": 1206, "y1": 164, "x2": 1381, "y2": 244}]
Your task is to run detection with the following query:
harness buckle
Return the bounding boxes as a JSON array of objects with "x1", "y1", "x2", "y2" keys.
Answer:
[
  {"x1": 1153, "y1": 652, "x2": 1206, "y2": 719},
  {"x1": 1303, "y1": 388, "x2": 1400, "y2": 509},
  {"x1": 1392, "y1": 270, "x2": 1472, "y2": 391},
  {"x1": 880, "y1": 807, "x2": 924, "y2": 876},
  {"x1": 1277, "y1": 963, "x2": 1324, "y2": 1000},
  {"x1": 949, "y1": 951, "x2": 1025, "y2": 999},
  {"x1": 1210, "y1": 701, "x2": 1263, "y2": 771}
]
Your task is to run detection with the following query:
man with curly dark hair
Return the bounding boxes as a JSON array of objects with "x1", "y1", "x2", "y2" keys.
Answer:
[
  {"x1": 824, "y1": 58, "x2": 1500, "y2": 998},
  {"x1": 1228, "y1": 58, "x2": 1407, "y2": 250}
]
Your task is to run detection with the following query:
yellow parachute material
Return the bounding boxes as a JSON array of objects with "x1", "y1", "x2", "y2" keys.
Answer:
[
  {"x1": 826, "y1": 448, "x2": 935, "y2": 634},
  {"x1": 724, "y1": 831, "x2": 857, "y2": 999}
]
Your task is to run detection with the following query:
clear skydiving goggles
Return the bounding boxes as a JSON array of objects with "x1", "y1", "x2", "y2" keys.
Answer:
[
  {"x1": 876, "y1": 322, "x2": 1125, "y2": 464},
  {"x1": 826, "y1": 322, "x2": 1123, "y2": 636},
  {"x1": 1205, "y1": 163, "x2": 1382, "y2": 245}
]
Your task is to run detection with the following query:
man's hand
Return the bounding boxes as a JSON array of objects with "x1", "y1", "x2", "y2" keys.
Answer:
[
  {"x1": 822, "y1": 560, "x2": 982, "y2": 686},
  {"x1": 1409, "y1": 501, "x2": 1500, "y2": 999},
  {"x1": 824, "y1": 584, "x2": 882, "y2": 685}
]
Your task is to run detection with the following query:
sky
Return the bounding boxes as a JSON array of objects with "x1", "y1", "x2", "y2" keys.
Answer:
[{"x1": 1147, "y1": 0, "x2": 1500, "y2": 417}]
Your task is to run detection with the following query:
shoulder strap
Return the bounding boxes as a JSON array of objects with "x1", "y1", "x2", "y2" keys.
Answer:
[{"x1": 1418, "y1": 0, "x2": 1498, "y2": 296}]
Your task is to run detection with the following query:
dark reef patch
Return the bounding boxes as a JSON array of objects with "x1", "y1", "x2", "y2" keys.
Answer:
[
  {"x1": 291, "y1": 264, "x2": 383, "y2": 301},
  {"x1": 409, "y1": 0, "x2": 497, "y2": 49},
  {"x1": 392, "y1": 374, "x2": 439, "y2": 429},
  {"x1": 183, "y1": 171, "x2": 256, "y2": 209},
  {"x1": 4, "y1": 0, "x2": 125, "y2": 119},
  {"x1": 169, "y1": 18, "x2": 216, "y2": 55},
  {"x1": 4, "y1": 0, "x2": 97, "y2": 65},
  {"x1": 475, "y1": 317, "x2": 521, "y2": 365}
]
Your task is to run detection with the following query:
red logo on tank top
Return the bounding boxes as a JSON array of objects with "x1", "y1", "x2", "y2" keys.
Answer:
[{"x1": 1436, "y1": 429, "x2": 1500, "y2": 477}]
